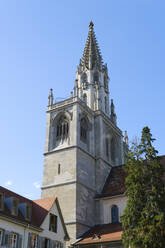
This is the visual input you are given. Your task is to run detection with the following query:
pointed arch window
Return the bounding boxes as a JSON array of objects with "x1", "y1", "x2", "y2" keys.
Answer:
[
  {"x1": 111, "y1": 205, "x2": 119, "y2": 223},
  {"x1": 56, "y1": 116, "x2": 69, "y2": 140},
  {"x1": 80, "y1": 117, "x2": 88, "y2": 143},
  {"x1": 111, "y1": 138, "x2": 115, "y2": 162},
  {"x1": 93, "y1": 71, "x2": 99, "y2": 83}
]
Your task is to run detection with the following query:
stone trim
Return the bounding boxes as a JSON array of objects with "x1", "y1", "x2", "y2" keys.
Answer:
[
  {"x1": 65, "y1": 221, "x2": 91, "y2": 228},
  {"x1": 41, "y1": 180, "x2": 76, "y2": 190},
  {"x1": 44, "y1": 146, "x2": 113, "y2": 168}
]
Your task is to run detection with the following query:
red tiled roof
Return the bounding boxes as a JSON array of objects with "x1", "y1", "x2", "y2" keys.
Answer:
[
  {"x1": 0, "y1": 186, "x2": 54, "y2": 228},
  {"x1": 99, "y1": 155, "x2": 165, "y2": 198},
  {"x1": 74, "y1": 223, "x2": 122, "y2": 245},
  {"x1": 33, "y1": 197, "x2": 56, "y2": 211}
]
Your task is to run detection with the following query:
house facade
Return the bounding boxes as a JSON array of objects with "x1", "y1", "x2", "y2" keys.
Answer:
[{"x1": 0, "y1": 186, "x2": 69, "y2": 248}]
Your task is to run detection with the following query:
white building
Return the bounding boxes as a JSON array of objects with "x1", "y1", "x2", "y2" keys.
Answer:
[{"x1": 0, "y1": 186, "x2": 69, "y2": 248}]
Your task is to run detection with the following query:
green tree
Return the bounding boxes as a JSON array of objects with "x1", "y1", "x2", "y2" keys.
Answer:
[{"x1": 121, "y1": 127, "x2": 165, "y2": 248}]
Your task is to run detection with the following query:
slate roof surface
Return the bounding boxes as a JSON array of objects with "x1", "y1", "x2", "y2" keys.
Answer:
[
  {"x1": 74, "y1": 223, "x2": 122, "y2": 245},
  {"x1": 0, "y1": 186, "x2": 55, "y2": 228}
]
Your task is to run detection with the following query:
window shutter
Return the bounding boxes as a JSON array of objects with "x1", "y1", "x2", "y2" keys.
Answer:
[
  {"x1": 37, "y1": 236, "x2": 41, "y2": 248},
  {"x1": 51, "y1": 240, "x2": 55, "y2": 248},
  {"x1": 27, "y1": 233, "x2": 32, "y2": 248},
  {"x1": 17, "y1": 234, "x2": 22, "y2": 248},
  {"x1": 1, "y1": 230, "x2": 5, "y2": 246},
  {"x1": 4, "y1": 230, "x2": 10, "y2": 246}
]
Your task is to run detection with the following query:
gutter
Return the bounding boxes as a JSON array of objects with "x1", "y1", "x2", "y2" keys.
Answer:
[{"x1": 0, "y1": 213, "x2": 42, "y2": 232}]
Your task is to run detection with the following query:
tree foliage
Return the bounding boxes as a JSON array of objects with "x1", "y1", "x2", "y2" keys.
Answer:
[{"x1": 121, "y1": 127, "x2": 165, "y2": 248}]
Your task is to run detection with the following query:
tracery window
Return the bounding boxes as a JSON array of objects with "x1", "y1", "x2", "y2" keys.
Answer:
[
  {"x1": 80, "y1": 118, "x2": 88, "y2": 143},
  {"x1": 56, "y1": 116, "x2": 69, "y2": 140},
  {"x1": 111, "y1": 205, "x2": 119, "y2": 223},
  {"x1": 111, "y1": 138, "x2": 115, "y2": 162},
  {"x1": 93, "y1": 71, "x2": 99, "y2": 82}
]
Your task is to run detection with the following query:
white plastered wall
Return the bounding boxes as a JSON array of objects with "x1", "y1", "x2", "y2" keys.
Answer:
[{"x1": 102, "y1": 196, "x2": 127, "y2": 224}]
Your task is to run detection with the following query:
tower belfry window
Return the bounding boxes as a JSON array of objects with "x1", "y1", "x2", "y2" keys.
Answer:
[{"x1": 56, "y1": 116, "x2": 69, "y2": 140}]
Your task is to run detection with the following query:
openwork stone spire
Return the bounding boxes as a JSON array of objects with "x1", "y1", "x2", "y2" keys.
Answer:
[{"x1": 80, "y1": 21, "x2": 103, "y2": 70}]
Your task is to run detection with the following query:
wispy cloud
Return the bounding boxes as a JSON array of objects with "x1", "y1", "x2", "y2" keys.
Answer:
[
  {"x1": 33, "y1": 181, "x2": 41, "y2": 189},
  {"x1": 5, "y1": 180, "x2": 13, "y2": 186}
]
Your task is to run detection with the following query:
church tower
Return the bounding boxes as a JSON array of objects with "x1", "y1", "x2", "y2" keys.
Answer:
[{"x1": 41, "y1": 22, "x2": 124, "y2": 244}]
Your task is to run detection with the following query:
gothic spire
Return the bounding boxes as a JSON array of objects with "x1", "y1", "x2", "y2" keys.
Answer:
[{"x1": 80, "y1": 21, "x2": 103, "y2": 70}]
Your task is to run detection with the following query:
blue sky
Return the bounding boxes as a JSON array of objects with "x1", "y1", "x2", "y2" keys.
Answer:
[{"x1": 0, "y1": 1, "x2": 164, "y2": 199}]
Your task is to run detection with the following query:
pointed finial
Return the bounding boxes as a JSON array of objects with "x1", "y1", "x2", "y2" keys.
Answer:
[
  {"x1": 124, "y1": 131, "x2": 128, "y2": 145},
  {"x1": 89, "y1": 21, "x2": 94, "y2": 30},
  {"x1": 48, "y1": 88, "x2": 54, "y2": 106},
  {"x1": 111, "y1": 99, "x2": 114, "y2": 114}
]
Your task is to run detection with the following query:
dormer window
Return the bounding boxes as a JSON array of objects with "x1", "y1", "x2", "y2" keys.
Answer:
[
  {"x1": 12, "y1": 198, "x2": 18, "y2": 216},
  {"x1": 26, "y1": 203, "x2": 31, "y2": 220},
  {"x1": 0, "y1": 192, "x2": 4, "y2": 211},
  {"x1": 49, "y1": 213, "x2": 58, "y2": 233}
]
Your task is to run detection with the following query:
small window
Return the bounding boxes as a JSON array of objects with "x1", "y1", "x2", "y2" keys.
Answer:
[
  {"x1": 26, "y1": 203, "x2": 31, "y2": 220},
  {"x1": 31, "y1": 234, "x2": 38, "y2": 248},
  {"x1": 111, "y1": 205, "x2": 119, "y2": 223},
  {"x1": 49, "y1": 213, "x2": 58, "y2": 233},
  {"x1": 10, "y1": 233, "x2": 18, "y2": 248},
  {"x1": 93, "y1": 71, "x2": 99, "y2": 82},
  {"x1": 12, "y1": 198, "x2": 18, "y2": 216},
  {"x1": 58, "y1": 164, "x2": 61, "y2": 175},
  {"x1": 0, "y1": 192, "x2": 4, "y2": 210}
]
